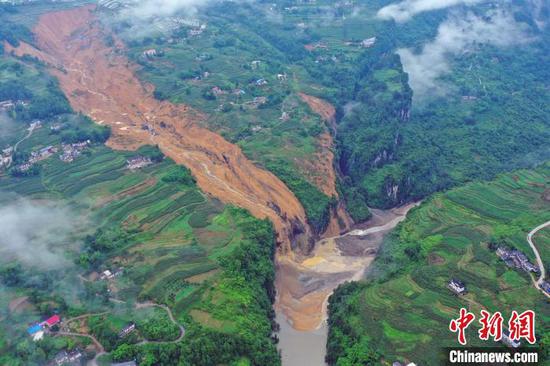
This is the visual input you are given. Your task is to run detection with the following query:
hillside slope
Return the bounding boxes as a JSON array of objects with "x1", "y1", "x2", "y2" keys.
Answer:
[
  {"x1": 7, "y1": 5, "x2": 312, "y2": 253},
  {"x1": 327, "y1": 163, "x2": 550, "y2": 365}
]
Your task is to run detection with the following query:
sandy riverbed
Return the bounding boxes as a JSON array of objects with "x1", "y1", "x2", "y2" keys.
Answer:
[{"x1": 275, "y1": 203, "x2": 419, "y2": 365}]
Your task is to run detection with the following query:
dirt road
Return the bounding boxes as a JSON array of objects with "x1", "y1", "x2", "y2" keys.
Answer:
[
  {"x1": 527, "y1": 220, "x2": 550, "y2": 298},
  {"x1": 58, "y1": 302, "x2": 185, "y2": 365},
  {"x1": 135, "y1": 301, "x2": 185, "y2": 343}
]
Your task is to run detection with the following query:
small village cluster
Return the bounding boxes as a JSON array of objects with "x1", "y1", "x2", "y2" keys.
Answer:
[
  {"x1": 16, "y1": 139, "x2": 90, "y2": 172},
  {"x1": 126, "y1": 156, "x2": 152, "y2": 170},
  {"x1": 0, "y1": 99, "x2": 28, "y2": 112},
  {"x1": 52, "y1": 349, "x2": 137, "y2": 366},
  {"x1": 496, "y1": 245, "x2": 550, "y2": 296},
  {"x1": 26, "y1": 314, "x2": 61, "y2": 342},
  {"x1": 0, "y1": 118, "x2": 92, "y2": 172},
  {"x1": 52, "y1": 349, "x2": 85, "y2": 366},
  {"x1": 60, "y1": 141, "x2": 89, "y2": 163},
  {"x1": 495, "y1": 246, "x2": 539, "y2": 274},
  {"x1": 99, "y1": 268, "x2": 122, "y2": 280}
]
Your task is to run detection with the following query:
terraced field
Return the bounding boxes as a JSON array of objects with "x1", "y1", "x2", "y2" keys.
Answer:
[
  {"x1": 0, "y1": 113, "x2": 279, "y2": 364},
  {"x1": 328, "y1": 164, "x2": 550, "y2": 365}
]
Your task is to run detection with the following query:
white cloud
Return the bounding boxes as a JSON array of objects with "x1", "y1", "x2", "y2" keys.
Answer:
[
  {"x1": 377, "y1": 0, "x2": 485, "y2": 22},
  {"x1": 397, "y1": 9, "x2": 530, "y2": 101},
  {"x1": 121, "y1": 0, "x2": 207, "y2": 19},
  {"x1": 0, "y1": 197, "x2": 82, "y2": 269}
]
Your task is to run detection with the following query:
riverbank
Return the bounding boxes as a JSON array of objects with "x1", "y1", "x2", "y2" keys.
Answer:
[{"x1": 275, "y1": 202, "x2": 419, "y2": 365}]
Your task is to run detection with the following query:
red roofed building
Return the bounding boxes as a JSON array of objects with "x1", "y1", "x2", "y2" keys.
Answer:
[{"x1": 43, "y1": 315, "x2": 61, "y2": 327}]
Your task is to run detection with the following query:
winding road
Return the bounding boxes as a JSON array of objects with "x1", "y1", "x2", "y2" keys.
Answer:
[
  {"x1": 5, "y1": 124, "x2": 35, "y2": 168},
  {"x1": 57, "y1": 301, "x2": 185, "y2": 366},
  {"x1": 526, "y1": 220, "x2": 550, "y2": 298}
]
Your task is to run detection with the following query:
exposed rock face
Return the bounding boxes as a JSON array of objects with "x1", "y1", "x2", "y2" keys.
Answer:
[{"x1": 7, "y1": 5, "x2": 311, "y2": 252}]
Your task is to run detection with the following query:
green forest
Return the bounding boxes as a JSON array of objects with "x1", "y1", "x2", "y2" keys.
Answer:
[
  {"x1": 0, "y1": 0, "x2": 549, "y2": 365},
  {"x1": 113, "y1": 0, "x2": 550, "y2": 227}
]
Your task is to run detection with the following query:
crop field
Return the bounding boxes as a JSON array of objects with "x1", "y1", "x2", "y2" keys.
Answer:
[
  {"x1": 0, "y1": 62, "x2": 279, "y2": 363},
  {"x1": 0, "y1": 132, "x2": 258, "y2": 320},
  {"x1": 328, "y1": 164, "x2": 550, "y2": 365}
]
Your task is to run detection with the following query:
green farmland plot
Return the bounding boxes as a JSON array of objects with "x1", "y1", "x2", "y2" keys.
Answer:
[
  {"x1": 0, "y1": 36, "x2": 279, "y2": 364},
  {"x1": 328, "y1": 164, "x2": 550, "y2": 365}
]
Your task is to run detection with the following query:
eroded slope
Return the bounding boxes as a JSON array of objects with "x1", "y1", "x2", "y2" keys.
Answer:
[{"x1": 8, "y1": 5, "x2": 311, "y2": 251}]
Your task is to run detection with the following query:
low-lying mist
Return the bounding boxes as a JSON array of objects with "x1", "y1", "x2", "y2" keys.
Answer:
[{"x1": 0, "y1": 196, "x2": 84, "y2": 269}]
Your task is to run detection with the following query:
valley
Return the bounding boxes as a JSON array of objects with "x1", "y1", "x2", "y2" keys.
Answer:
[
  {"x1": 0, "y1": 0, "x2": 548, "y2": 365},
  {"x1": 6, "y1": 5, "x2": 312, "y2": 254}
]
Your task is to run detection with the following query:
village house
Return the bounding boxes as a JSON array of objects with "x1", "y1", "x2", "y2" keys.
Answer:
[
  {"x1": 250, "y1": 60, "x2": 261, "y2": 69},
  {"x1": 100, "y1": 270, "x2": 114, "y2": 280},
  {"x1": 277, "y1": 73, "x2": 287, "y2": 81},
  {"x1": 127, "y1": 156, "x2": 153, "y2": 170},
  {"x1": 142, "y1": 49, "x2": 158, "y2": 59},
  {"x1": 188, "y1": 27, "x2": 204, "y2": 37},
  {"x1": 361, "y1": 37, "x2": 376, "y2": 48},
  {"x1": 60, "y1": 141, "x2": 89, "y2": 163},
  {"x1": 29, "y1": 145, "x2": 58, "y2": 164},
  {"x1": 540, "y1": 281, "x2": 550, "y2": 296},
  {"x1": 27, "y1": 323, "x2": 44, "y2": 341},
  {"x1": 118, "y1": 323, "x2": 136, "y2": 338},
  {"x1": 305, "y1": 42, "x2": 328, "y2": 51},
  {"x1": 0, "y1": 100, "x2": 15, "y2": 111},
  {"x1": 496, "y1": 246, "x2": 539, "y2": 273},
  {"x1": 16, "y1": 162, "x2": 33, "y2": 172},
  {"x1": 211, "y1": 86, "x2": 227, "y2": 96},
  {"x1": 2, "y1": 146, "x2": 13, "y2": 156},
  {"x1": 50, "y1": 123, "x2": 64, "y2": 132},
  {"x1": 255, "y1": 78, "x2": 268, "y2": 86},
  {"x1": 501, "y1": 330, "x2": 521, "y2": 348},
  {"x1": 52, "y1": 349, "x2": 84, "y2": 366},
  {"x1": 448, "y1": 278, "x2": 467, "y2": 295},
  {"x1": 29, "y1": 120, "x2": 42, "y2": 130},
  {"x1": 0, "y1": 156, "x2": 9, "y2": 168},
  {"x1": 43, "y1": 314, "x2": 61, "y2": 328}
]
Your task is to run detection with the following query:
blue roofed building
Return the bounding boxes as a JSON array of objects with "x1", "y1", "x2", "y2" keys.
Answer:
[{"x1": 27, "y1": 323, "x2": 43, "y2": 335}]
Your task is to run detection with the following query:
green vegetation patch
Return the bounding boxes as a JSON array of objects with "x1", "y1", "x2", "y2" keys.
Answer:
[{"x1": 328, "y1": 164, "x2": 550, "y2": 365}]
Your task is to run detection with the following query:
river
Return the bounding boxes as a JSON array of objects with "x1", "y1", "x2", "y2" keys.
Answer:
[{"x1": 275, "y1": 203, "x2": 419, "y2": 366}]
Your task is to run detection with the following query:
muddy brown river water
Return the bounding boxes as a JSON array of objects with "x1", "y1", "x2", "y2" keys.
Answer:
[{"x1": 275, "y1": 203, "x2": 419, "y2": 365}]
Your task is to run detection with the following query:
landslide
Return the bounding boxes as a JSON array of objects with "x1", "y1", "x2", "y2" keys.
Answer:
[
  {"x1": 9, "y1": 5, "x2": 311, "y2": 252},
  {"x1": 298, "y1": 93, "x2": 353, "y2": 237}
]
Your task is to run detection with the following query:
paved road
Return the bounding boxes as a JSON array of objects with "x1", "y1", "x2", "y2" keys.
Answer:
[{"x1": 526, "y1": 220, "x2": 550, "y2": 298}]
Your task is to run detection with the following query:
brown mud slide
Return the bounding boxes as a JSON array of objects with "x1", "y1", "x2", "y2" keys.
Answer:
[
  {"x1": 7, "y1": 5, "x2": 311, "y2": 253},
  {"x1": 298, "y1": 93, "x2": 353, "y2": 238}
]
